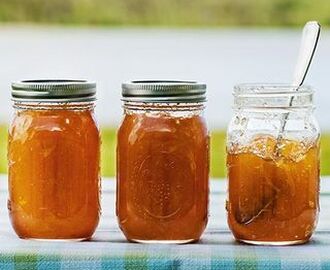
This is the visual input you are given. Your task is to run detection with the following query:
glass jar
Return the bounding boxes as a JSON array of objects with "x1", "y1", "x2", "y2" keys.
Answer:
[
  {"x1": 8, "y1": 80, "x2": 100, "y2": 240},
  {"x1": 226, "y1": 84, "x2": 320, "y2": 245},
  {"x1": 117, "y1": 81, "x2": 209, "y2": 243}
]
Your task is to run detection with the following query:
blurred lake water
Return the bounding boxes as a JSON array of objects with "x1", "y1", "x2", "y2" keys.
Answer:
[{"x1": 0, "y1": 26, "x2": 329, "y2": 130}]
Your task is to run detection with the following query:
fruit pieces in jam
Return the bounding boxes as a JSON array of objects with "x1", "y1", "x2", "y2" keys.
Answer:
[
  {"x1": 227, "y1": 135, "x2": 320, "y2": 244},
  {"x1": 8, "y1": 109, "x2": 100, "y2": 240},
  {"x1": 117, "y1": 112, "x2": 209, "y2": 243}
]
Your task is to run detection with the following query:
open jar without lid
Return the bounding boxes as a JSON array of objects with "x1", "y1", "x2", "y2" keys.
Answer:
[{"x1": 226, "y1": 84, "x2": 320, "y2": 245}]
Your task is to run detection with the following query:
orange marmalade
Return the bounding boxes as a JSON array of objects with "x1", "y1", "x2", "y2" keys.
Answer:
[
  {"x1": 227, "y1": 135, "x2": 320, "y2": 244},
  {"x1": 9, "y1": 80, "x2": 100, "y2": 240},
  {"x1": 117, "y1": 112, "x2": 209, "y2": 243}
]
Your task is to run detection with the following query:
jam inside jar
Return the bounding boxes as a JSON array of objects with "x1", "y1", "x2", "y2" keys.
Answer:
[
  {"x1": 117, "y1": 81, "x2": 209, "y2": 243},
  {"x1": 226, "y1": 84, "x2": 320, "y2": 245},
  {"x1": 8, "y1": 80, "x2": 100, "y2": 240}
]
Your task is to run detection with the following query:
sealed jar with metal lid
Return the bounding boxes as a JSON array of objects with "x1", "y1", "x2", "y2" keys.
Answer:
[
  {"x1": 226, "y1": 84, "x2": 320, "y2": 245},
  {"x1": 117, "y1": 80, "x2": 209, "y2": 243},
  {"x1": 8, "y1": 80, "x2": 100, "y2": 240}
]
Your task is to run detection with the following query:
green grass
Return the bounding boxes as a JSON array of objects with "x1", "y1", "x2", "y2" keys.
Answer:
[
  {"x1": 210, "y1": 131, "x2": 227, "y2": 178},
  {"x1": 101, "y1": 128, "x2": 116, "y2": 177},
  {"x1": 0, "y1": 0, "x2": 330, "y2": 27},
  {"x1": 0, "y1": 126, "x2": 7, "y2": 174},
  {"x1": 2, "y1": 126, "x2": 330, "y2": 177},
  {"x1": 321, "y1": 133, "x2": 330, "y2": 176}
]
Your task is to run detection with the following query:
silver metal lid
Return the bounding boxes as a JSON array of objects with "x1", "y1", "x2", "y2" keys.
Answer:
[
  {"x1": 11, "y1": 80, "x2": 96, "y2": 102},
  {"x1": 122, "y1": 80, "x2": 207, "y2": 103}
]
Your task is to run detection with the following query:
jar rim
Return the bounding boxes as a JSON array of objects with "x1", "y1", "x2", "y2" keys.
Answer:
[
  {"x1": 234, "y1": 83, "x2": 313, "y2": 97},
  {"x1": 233, "y1": 83, "x2": 314, "y2": 109},
  {"x1": 12, "y1": 100, "x2": 96, "y2": 110}
]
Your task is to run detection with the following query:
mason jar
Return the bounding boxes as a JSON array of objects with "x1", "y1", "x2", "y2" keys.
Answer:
[
  {"x1": 226, "y1": 84, "x2": 320, "y2": 245},
  {"x1": 117, "y1": 80, "x2": 209, "y2": 243},
  {"x1": 8, "y1": 80, "x2": 100, "y2": 240}
]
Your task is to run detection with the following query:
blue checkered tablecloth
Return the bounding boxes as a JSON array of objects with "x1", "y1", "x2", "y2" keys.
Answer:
[{"x1": 1, "y1": 176, "x2": 330, "y2": 270}]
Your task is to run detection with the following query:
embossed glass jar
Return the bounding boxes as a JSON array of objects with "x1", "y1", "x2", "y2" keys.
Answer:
[{"x1": 117, "y1": 81, "x2": 209, "y2": 243}]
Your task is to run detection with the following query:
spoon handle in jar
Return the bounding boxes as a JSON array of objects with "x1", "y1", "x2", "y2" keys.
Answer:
[
  {"x1": 292, "y1": 21, "x2": 321, "y2": 87},
  {"x1": 277, "y1": 21, "x2": 321, "y2": 141}
]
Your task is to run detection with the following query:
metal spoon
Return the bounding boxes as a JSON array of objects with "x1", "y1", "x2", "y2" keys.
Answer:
[{"x1": 277, "y1": 21, "x2": 321, "y2": 141}]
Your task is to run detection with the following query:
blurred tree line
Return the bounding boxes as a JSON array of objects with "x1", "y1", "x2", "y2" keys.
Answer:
[{"x1": 0, "y1": 0, "x2": 330, "y2": 26}]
